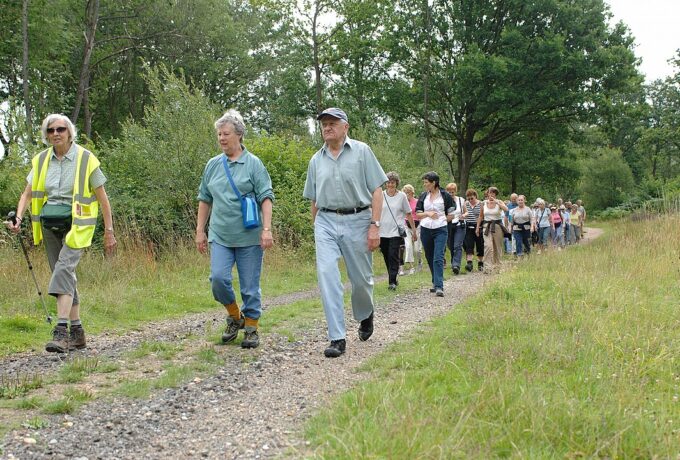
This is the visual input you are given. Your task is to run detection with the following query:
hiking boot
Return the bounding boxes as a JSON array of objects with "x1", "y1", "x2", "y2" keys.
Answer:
[
  {"x1": 241, "y1": 326, "x2": 259, "y2": 349},
  {"x1": 477, "y1": 261, "x2": 484, "y2": 272},
  {"x1": 430, "y1": 287, "x2": 436, "y2": 293},
  {"x1": 69, "y1": 326, "x2": 87, "y2": 350},
  {"x1": 46, "y1": 325, "x2": 69, "y2": 353},
  {"x1": 358, "y1": 312, "x2": 374, "y2": 341},
  {"x1": 324, "y1": 339, "x2": 346, "y2": 358},
  {"x1": 221, "y1": 316, "x2": 245, "y2": 343},
  {"x1": 452, "y1": 266, "x2": 460, "y2": 275},
  {"x1": 436, "y1": 289, "x2": 444, "y2": 297},
  {"x1": 466, "y1": 261, "x2": 473, "y2": 272}
]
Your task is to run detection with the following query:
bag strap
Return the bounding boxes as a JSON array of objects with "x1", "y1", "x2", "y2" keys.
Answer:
[
  {"x1": 221, "y1": 155, "x2": 244, "y2": 200},
  {"x1": 383, "y1": 191, "x2": 400, "y2": 227}
]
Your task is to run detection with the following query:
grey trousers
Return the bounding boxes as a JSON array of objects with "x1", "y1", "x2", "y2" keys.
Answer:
[{"x1": 43, "y1": 226, "x2": 82, "y2": 306}]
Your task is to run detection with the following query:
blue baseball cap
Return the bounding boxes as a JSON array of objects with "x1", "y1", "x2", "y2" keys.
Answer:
[{"x1": 316, "y1": 107, "x2": 348, "y2": 122}]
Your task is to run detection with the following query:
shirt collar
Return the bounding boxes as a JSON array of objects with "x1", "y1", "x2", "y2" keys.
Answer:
[
  {"x1": 322, "y1": 135, "x2": 352, "y2": 157},
  {"x1": 225, "y1": 145, "x2": 249, "y2": 164},
  {"x1": 50, "y1": 143, "x2": 77, "y2": 161}
]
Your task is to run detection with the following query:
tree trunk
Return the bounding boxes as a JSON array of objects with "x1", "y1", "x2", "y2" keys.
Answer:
[
  {"x1": 457, "y1": 143, "x2": 473, "y2": 193},
  {"x1": 510, "y1": 163, "x2": 517, "y2": 193},
  {"x1": 72, "y1": 0, "x2": 99, "y2": 125},
  {"x1": 312, "y1": 1, "x2": 323, "y2": 114},
  {"x1": 422, "y1": 0, "x2": 433, "y2": 167},
  {"x1": 83, "y1": 75, "x2": 92, "y2": 138},
  {"x1": 22, "y1": 0, "x2": 33, "y2": 141}
]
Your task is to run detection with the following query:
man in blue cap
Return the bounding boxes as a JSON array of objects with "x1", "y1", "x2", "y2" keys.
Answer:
[{"x1": 303, "y1": 107, "x2": 387, "y2": 358}]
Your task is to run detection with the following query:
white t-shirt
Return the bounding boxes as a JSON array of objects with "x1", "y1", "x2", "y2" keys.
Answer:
[
  {"x1": 420, "y1": 192, "x2": 448, "y2": 230},
  {"x1": 379, "y1": 190, "x2": 412, "y2": 238}
]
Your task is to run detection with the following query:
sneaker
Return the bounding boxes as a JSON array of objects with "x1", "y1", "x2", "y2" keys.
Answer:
[
  {"x1": 241, "y1": 326, "x2": 259, "y2": 349},
  {"x1": 408, "y1": 268, "x2": 415, "y2": 275},
  {"x1": 324, "y1": 339, "x2": 346, "y2": 358},
  {"x1": 466, "y1": 261, "x2": 473, "y2": 272},
  {"x1": 358, "y1": 312, "x2": 374, "y2": 341},
  {"x1": 452, "y1": 266, "x2": 460, "y2": 275},
  {"x1": 478, "y1": 261, "x2": 484, "y2": 272},
  {"x1": 46, "y1": 325, "x2": 69, "y2": 353},
  {"x1": 436, "y1": 289, "x2": 444, "y2": 297},
  {"x1": 429, "y1": 287, "x2": 436, "y2": 293},
  {"x1": 398, "y1": 267, "x2": 405, "y2": 276},
  {"x1": 221, "y1": 316, "x2": 245, "y2": 343},
  {"x1": 388, "y1": 284, "x2": 397, "y2": 291},
  {"x1": 69, "y1": 326, "x2": 86, "y2": 350}
]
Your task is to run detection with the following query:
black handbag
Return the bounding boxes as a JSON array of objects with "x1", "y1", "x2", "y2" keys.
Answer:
[{"x1": 40, "y1": 204, "x2": 72, "y2": 232}]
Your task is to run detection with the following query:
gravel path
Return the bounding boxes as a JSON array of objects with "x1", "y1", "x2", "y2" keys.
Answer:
[{"x1": 1, "y1": 229, "x2": 601, "y2": 459}]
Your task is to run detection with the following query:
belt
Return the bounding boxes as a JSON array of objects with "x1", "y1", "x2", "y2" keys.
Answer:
[{"x1": 319, "y1": 205, "x2": 369, "y2": 215}]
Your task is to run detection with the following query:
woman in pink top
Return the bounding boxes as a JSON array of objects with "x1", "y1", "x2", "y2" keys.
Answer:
[{"x1": 401, "y1": 184, "x2": 422, "y2": 274}]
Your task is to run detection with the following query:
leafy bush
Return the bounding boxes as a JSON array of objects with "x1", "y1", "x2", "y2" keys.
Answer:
[{"x1": 578, "y1": 147, "x2": 635, "y2": 211}]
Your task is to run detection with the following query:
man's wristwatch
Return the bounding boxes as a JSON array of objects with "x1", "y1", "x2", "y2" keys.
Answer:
[{"x1": 370, "y1": 221, "x2": 380, "y2": 227}]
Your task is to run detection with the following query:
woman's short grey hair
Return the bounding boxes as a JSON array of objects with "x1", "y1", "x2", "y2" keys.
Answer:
[
  {"x1": 386, "y1": 171, "x2": 401, "y2": 186},
  {"x1": 215, "y1": 109, "x2": 246, "y2": 140},
  {"x1": 41, "y1": 114, "x2": 77, "y2": 145},
  {"x1": 535, "y1": 198, "x2": 545, "y2": 206},
  {"x1": 402, "y1": 184, "x2": 415, "y2": 195}
]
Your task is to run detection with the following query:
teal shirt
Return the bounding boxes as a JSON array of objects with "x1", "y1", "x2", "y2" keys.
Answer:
[
  {"x1": 197, "y1": 147, "x2": 274, "y2": 248},
  {"x1": 303, "y1": 136, "x2": 387, "y2": 209}
]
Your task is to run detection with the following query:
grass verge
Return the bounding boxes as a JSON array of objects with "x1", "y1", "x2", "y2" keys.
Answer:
[{"x1": 306, "y1": 216, "x2": 680, "y2": 458}]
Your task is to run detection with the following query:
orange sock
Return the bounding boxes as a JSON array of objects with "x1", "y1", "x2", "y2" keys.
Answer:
[
  {"x1": 224, "y1": 302, "x2": 241, "y2": 320},
  {"x1": 244, "y1": 317, "x2": 259, "y2": 329}
]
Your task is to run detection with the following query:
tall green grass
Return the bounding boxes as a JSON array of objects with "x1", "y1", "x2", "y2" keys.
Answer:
[
  {"x1": 0, "y1": 236, "x2": 319, "y2": 356},
  {"x1": 306, "y1": 214, "x2": 680, "y2": 458}
]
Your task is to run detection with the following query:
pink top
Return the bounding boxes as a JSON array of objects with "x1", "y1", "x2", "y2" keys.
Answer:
[
  {"x1": 551, "y1": 210, "x2": 562, "y2": 224},
  {"x1": 409, "y1": 197, "x2": 419, "y2": 222}
]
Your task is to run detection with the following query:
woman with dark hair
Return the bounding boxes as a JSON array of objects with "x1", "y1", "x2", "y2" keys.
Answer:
[
  {"x1": 463, "y1": 188, "x2": 484, "y2": 272},
  {"x1": 379, "y1": 172, "x2": 416, "y2": 290},
  {"x1": 415, "y1": 171, "x2": 455, "y2": 297},
  {"x1": 476, "y1": 186, "x2": 508, "y2": 273}
]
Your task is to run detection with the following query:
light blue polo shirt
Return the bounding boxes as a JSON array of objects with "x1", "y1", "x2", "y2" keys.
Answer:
[
  {"x1": 303, "y1": 136, "x2": 387, "y2": 209},
  {"x1": 197, "y1": 147, "x2": 274, "y2": 248}
]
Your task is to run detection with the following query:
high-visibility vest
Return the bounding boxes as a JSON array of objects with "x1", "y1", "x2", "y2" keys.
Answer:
[{"x1": 30, "y1": 145, "x2": 100, "y2": 248}]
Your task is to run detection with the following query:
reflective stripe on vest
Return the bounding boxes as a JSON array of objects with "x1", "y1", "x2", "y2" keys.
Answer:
[{"x1": 30, "y1": 146, "x2": 100, "y2": 248}]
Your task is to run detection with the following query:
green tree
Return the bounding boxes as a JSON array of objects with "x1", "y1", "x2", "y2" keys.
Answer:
[{"x1": 579, "y1": 147, "x2": 635, "y2": 210}]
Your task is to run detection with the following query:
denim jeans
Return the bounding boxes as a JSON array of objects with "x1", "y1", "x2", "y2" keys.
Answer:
[
  {"x1": 210, "y1": 242, "x2": 263, "y2": 320},
  {"x1": 314, "y1": 209, "x2": 375, "y2": 341},
  {"x1": 513, "y1": 229, "x2": 531, "y2": 256},
  {"x1": 447, "y1": 223, "x2": 465, "y2": 268},
  {"x1": 538, "y1": 226, "x2": 550, "y2": 245},
  {"x1": 552, "y1": 223, "x2": 563, "y2": 246},
  {"x1": 421, "y1": 225, "x2": 448, "y2": 290}
]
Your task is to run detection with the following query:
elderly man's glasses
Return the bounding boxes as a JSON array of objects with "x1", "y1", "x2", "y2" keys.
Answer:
[{"x1": 47, "y1": 127, "x2": 68, "y2": 134}]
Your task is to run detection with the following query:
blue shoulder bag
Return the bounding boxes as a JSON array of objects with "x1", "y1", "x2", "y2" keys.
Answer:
[{"x1": 221, "y1": 156, "x2": 260, "y2": 229}]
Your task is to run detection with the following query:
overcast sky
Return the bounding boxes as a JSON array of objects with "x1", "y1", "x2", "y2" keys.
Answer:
[{"x1": 606, "y1": 0, "x2": 679, "y2": 82}]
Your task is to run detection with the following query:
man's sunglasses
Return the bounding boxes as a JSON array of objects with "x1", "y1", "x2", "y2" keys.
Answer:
[{"x1": 47, "y1": 127, "x2": 68, "y2": 134}]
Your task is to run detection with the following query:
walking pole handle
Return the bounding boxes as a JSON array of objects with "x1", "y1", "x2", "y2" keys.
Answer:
[{"x1": 8, "y1": 211, "x2": 17, "y2": 224}]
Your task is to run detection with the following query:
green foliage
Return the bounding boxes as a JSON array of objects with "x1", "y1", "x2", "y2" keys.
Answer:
[{"x1": 579, "y1": 147, "x2": 635, "y2": 210}]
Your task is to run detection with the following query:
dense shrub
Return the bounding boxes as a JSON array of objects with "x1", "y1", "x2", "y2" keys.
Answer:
[{"x1": 578, "y1": 147, "x2": 635, "y2": 211}]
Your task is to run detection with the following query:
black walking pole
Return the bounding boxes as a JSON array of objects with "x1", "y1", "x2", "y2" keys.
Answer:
[{"x1": 7, "y1": 211, "x2": 53, "y2": 324}]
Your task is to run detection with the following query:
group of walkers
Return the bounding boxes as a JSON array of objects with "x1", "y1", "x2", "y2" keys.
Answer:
[{"x1": 6, "y1": 106, "x2": 586, "y2": 362}]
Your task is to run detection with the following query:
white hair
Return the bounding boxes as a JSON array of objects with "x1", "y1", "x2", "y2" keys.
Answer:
[
  {"x1": 214, "y1": 109, "x2": 246, "y2": 140},
  {"x1": 41, "y1": 114, "x2": 77, "y2": 145}
]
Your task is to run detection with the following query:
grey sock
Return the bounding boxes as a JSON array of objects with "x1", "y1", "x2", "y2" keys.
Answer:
[
  {"x1": 70, "y1": 319, "x2": 82, "y2": 328},
  {"x1": 57, "y1": 318, "x2": 69, "y2": 327}
]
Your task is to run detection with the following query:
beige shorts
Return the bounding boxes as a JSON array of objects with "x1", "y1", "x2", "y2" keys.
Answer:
[{"x1": 43, "y1": 226, "x2": 82, "y2": 305}]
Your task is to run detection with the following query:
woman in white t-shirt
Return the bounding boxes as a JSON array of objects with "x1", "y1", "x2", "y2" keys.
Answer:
[
  {"x1": 476, "y1": 186, "x2": 508, "y2": 272},
  {"x1": 379, "y1": 172, "x2": 416, "y2": 290},
  {"x1": 415, "y1": 171, "x2": 456, "y2": 297}
]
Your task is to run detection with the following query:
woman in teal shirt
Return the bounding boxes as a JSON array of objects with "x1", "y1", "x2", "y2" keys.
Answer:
[{"x1": 195, "y1": 109, "x2": 274, "y2": 349}]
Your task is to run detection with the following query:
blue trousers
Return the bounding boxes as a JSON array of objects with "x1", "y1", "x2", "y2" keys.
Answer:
[
  {"x1": 210, "y1": 242, "x2": 263, "y2": 320},
  {"x1": 421, "y1": 226, "x2": 448, "y2": 290},
  {"x1": 447, "y1": 224, "x2": 465, "y2": 268},
  {"x1": 314, "y1": 209, "x2": 375, "y2": 341}
]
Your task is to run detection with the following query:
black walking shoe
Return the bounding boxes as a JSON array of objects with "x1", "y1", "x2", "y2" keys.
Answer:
[
  {"x1": 241, "y1": 326, "x2": 260, "y2": 349},
  {"x1": 452, "y1": 266, "x2": 460, "y2": 275},
  {"x1": 478, "y1": 261, "x2": 484, "y2": 272},
  {"x1": 69, "y1": 326, "x2": 87, "y2": 350},
  {"x1": 221, "y1": 316, "x2": 245, "y2": 343},
  {"x1": 46, "y1": 325, "x2": 69, "y2": 353},
  {"x1": 466, "y1": 261, "x2": 473, "y2": 272},
  {"x1": 358, "y1": 312, "x2": 374, "y2": 341},
  {"x1": 324, "y1": 339, "x2": 346, "y2": 358},
  {"x1": 430, "y1": 287, "x2": 436, "y2": 293}
]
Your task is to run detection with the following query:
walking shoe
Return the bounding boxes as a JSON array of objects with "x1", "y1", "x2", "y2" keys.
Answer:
[
  {"x1": 388, "y1": 284, "x2": 397, "y2": 291},
  {"x1": 408, "y1": 268, "x2": 415, "y2": 275},
  {"x1": 46, "y1": 325, "x2": 69, "y2": 353},
  {"x1": 221, "y1": 316, "x2": 245, "y2": 343},
  {"x1": 436, "y1": 289, "x2": 444, "y2": 297},
  {"x1": 452, "y1": 266, "x2": 460, "y2": 275},
  {"x1": 466, "y1": 261, "x2": 473, "y2": 272},
  {"x1": 398, "y1": 266, "x2": 405, "y2": 276},
  {"x1": 477, "y1": 261, "x2": 484, "y2": 272},
  {"x1": 324, "y1": 339, "x2": 346, "y2": 358},
  {"x1": 69, "y1": 326, "x2": 87, "y2": 350},
  {"x1": 430, "y1": 287, "x2": 436, "y2": 293},
  {"x1": 241, "y1": 326, "x2": 260, "y2": 349},
  {"x1": 358, "y1": 312, "x2": 374, "y2": 341}
]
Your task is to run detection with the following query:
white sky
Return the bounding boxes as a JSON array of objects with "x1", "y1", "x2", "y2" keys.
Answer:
[{"x1": 606, "y1": 0, "x2": 679, "y2": 82}]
